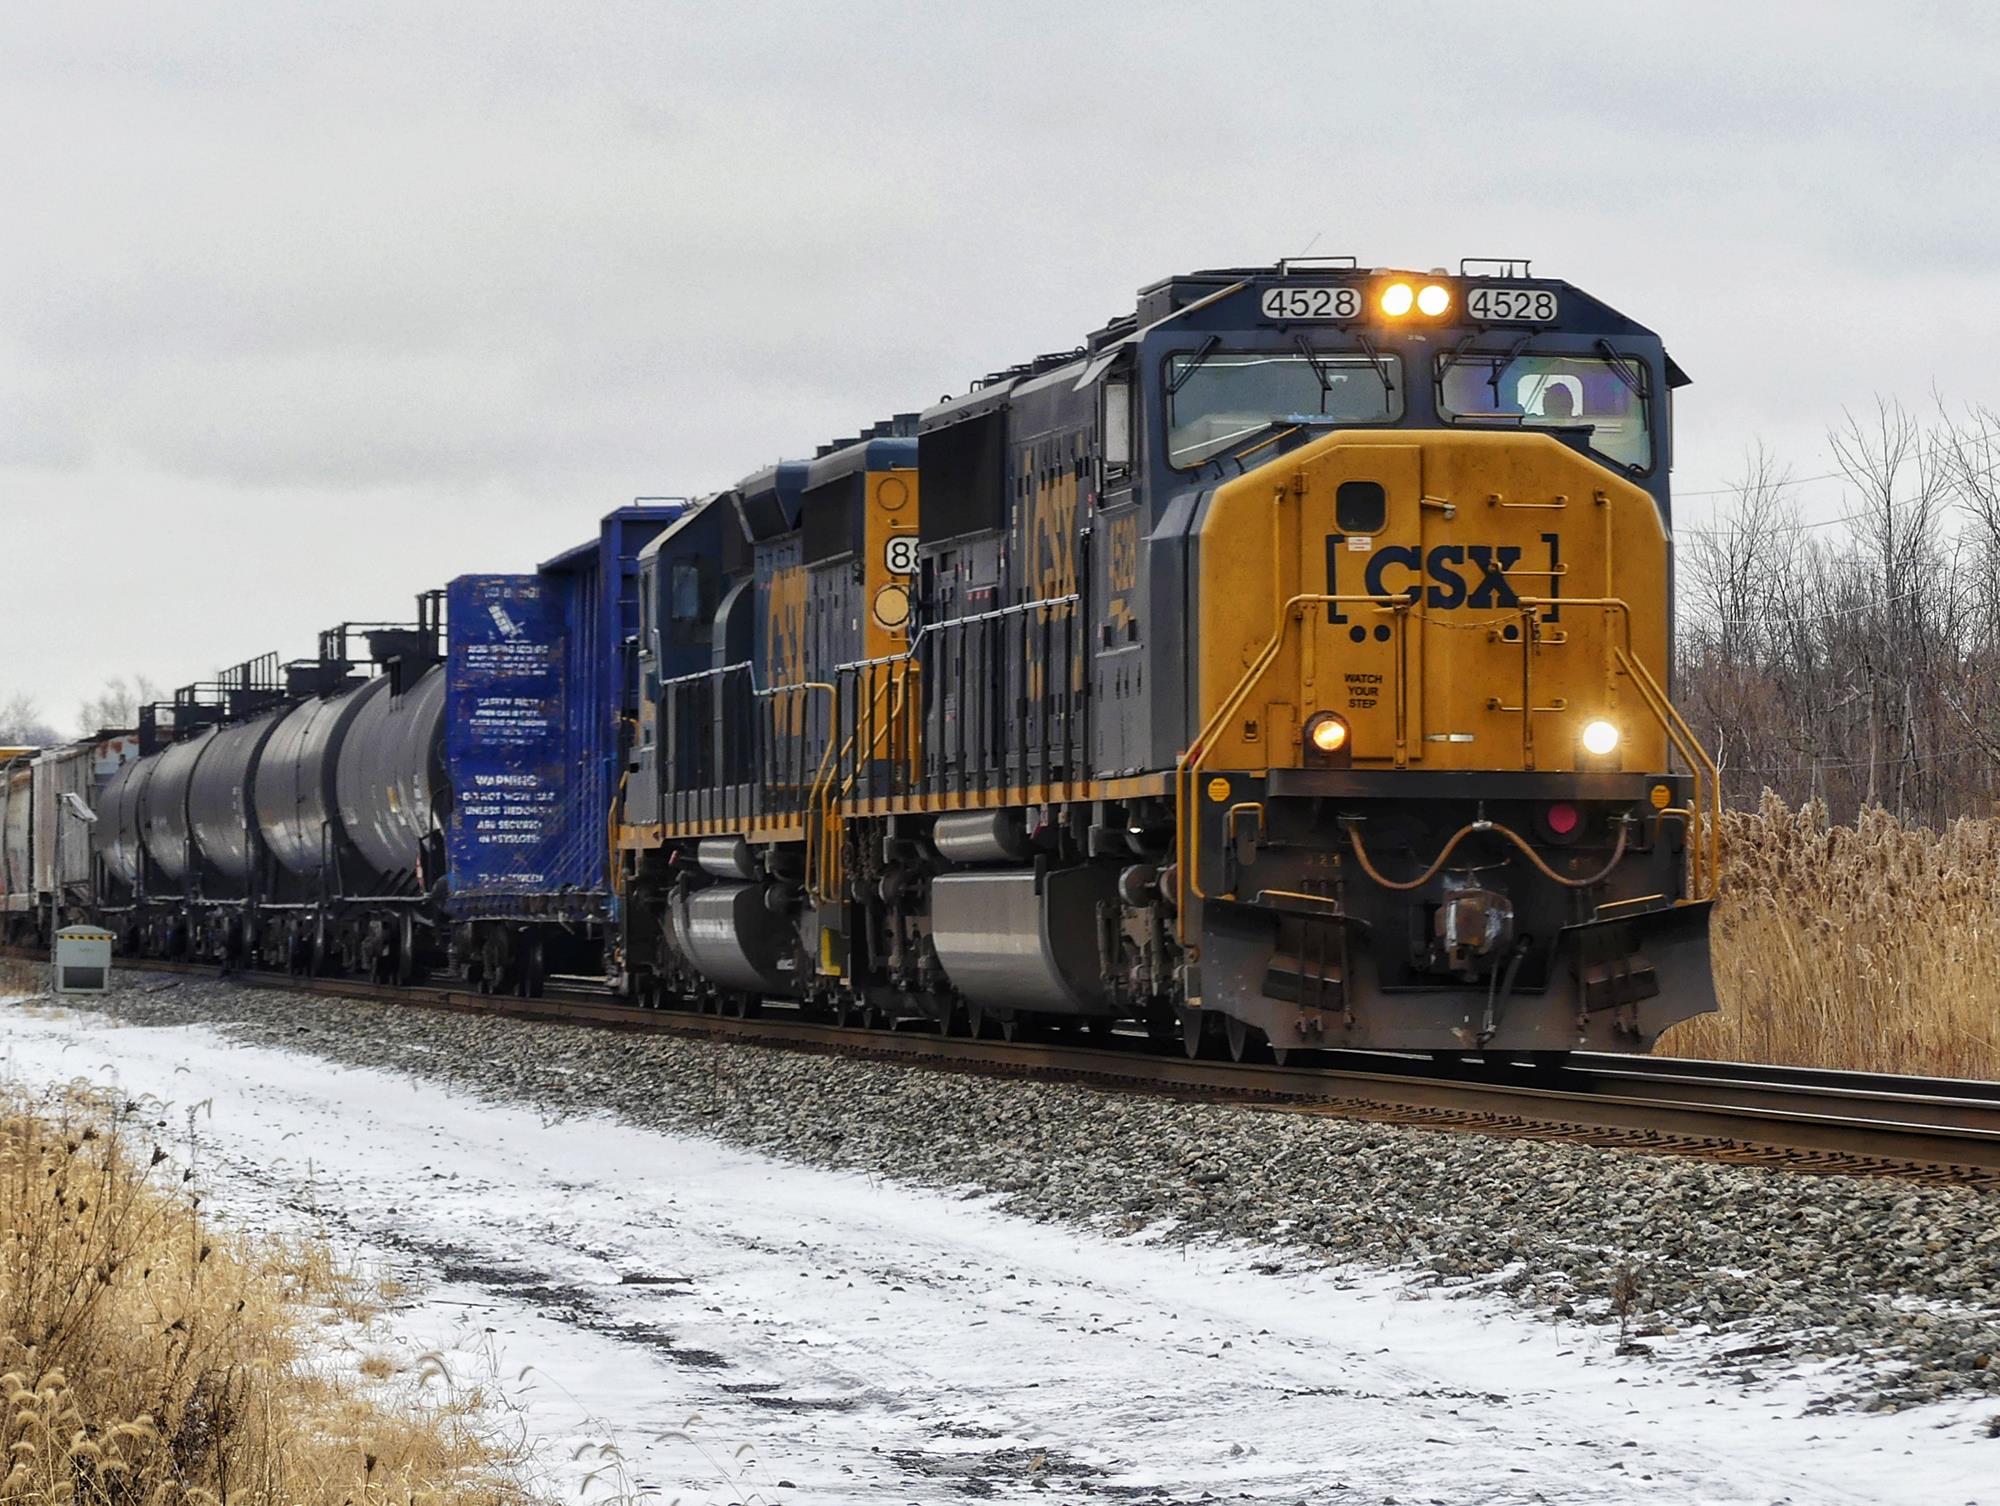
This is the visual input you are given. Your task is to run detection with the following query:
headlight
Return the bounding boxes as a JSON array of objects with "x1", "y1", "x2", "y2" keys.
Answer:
[
  {"x1": 1581, "y1": 719, "x2": 1621, "y2": 757},
  {"x1": 1379, "y1": 282, "x2": 1415, "y2": 317},
  {"x1": 1416, "y1": 283, "x2": 1451, "y2": 316},
  {"x1": 1304, "y1": 710, "x2": 1352, "y2": 765}
]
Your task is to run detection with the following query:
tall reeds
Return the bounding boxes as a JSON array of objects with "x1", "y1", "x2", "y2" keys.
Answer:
[{"x1": 1664, "y1": 792, "x2": 2000, "y2": 1079}]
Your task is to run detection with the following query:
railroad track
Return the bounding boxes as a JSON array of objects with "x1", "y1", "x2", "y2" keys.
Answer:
[{"x1": 9, "y1": 947, "x2": 2000, "y2": 1188}]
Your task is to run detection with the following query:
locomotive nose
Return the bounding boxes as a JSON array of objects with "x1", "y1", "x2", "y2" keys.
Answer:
[{"x1": 1192, "y1": 427, "x2": 1673, "y2": 778}]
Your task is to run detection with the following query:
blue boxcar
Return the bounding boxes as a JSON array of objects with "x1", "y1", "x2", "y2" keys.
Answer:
[{"x1": 443, "y1": 504, "x2": 683, "y2": 991}]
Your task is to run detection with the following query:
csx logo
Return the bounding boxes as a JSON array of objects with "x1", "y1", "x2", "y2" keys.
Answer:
[{"x1": 1326, "y1": 534, "x2": 1559, "y2": 613}]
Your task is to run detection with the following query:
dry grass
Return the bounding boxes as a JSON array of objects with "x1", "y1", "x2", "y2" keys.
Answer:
[
  {"x1": 1663, "y1": 791, "x2": 2000, "y2": 1079},
  {"x1": 0, "y1": 955, "x2": 42, "y2": 999},
  {"x1": 0, "y1": 1081, "x2": 538, "y2": 1506}
]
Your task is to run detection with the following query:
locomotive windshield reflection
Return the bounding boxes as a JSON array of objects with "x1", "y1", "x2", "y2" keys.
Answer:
[
  {"x1": 1168, "y1": 350, "x2": 1403, "y2": 466},
  {"x1": 1436, "y1": 349, "x2": 1653, "y2": 470}
]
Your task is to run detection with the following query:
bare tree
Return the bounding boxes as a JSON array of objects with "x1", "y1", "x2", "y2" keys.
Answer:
[
  {"x1": 1678, "y1": 447, "x2": 1807, "y2": 793},
  {"x1": 0, "y1": 693, "x2": 62, "y2": 747},
  {"x1": 75, "y1": 674, "x2": 164, "y2": 736},
  {"x1": 1676, "y1": 394, "x2": 2000, "y2": 824}
]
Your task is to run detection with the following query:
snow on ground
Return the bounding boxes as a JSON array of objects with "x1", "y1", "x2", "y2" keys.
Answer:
[{"x1": 2, "y1": 998, "x2": 1994, "y2": 1505}]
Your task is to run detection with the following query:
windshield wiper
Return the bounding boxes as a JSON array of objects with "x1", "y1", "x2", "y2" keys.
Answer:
[
  {"x1": 1167, "y1": 334, "x2": 1220, "y2": 396},
  {"x1": 1293, "y1": 334, "x2": 1334, "y2": 395},
  {"x1": 1438, "y1": 331, "x2": 1481, "y2": 380},
  {"x1": 1485, "y1": 333, "x2": 1532, "y2": 403},
  {"x1": 1437, "y1": 333, "x2": 1530, "y2": 403},
  {"x1": 1594, "y1": 339, "x2": 1645, "y2": 397},
  {"x1": 1353, "y1": 330, "x2": 1396, "y2": 394}
]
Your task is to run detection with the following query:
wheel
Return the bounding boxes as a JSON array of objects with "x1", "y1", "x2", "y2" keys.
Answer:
[
  {"x1": 517, "y1": 937, "x2": 546, "y2": 999},
  {"x1": 394, "y1": 913, "x2": 417, "y2": 986},
  {"x1": 1225, "y1": 1015, "x2": 1250, "y2": 1063},
  {"x1": 1181, "y1": 1008, "x2": 1205, "y2": 1060},
  {"x1": 938, "y1": 999, "x2": 966, "y2": 1037},
  {"x1": 966, "y1": 1001, "x2": 989, "y2": 1039},
  {"x1": 479, "y1": 930, "x2": 511, "y2": 996}
]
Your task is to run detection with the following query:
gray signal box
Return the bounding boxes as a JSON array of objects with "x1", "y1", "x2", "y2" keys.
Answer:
[{"x1": 53, "y1": 926, "x2": 112, "y2": 994}]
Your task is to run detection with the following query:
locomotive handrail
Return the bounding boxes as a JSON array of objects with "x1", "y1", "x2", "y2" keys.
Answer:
[
  {"x1": 807, "y1": 665, "x2": 910, "y2": 903},
  {"x1": 1175, "y1": 591, "x2": 1415, "y2": 947},
  {"x1": 832, "y1": 591, "x2": 1083, "y2": 675},
  {"x1": 1612, "y1": 644, "x2": 1722, "y2": 902},
  {"x1": 1173, "y1": 590, "x2": 1722, "y2": 950},
  {"x1": 833, "y1": 591, "x2": 1083, "y2": 808}
]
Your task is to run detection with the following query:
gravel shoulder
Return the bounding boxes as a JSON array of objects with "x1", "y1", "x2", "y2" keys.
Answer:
[{"x1": 23, "y1": 973, "x2": 2000, "y2": 1419}]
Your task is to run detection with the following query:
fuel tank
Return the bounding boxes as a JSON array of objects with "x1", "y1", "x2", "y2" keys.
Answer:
[
  {"x1": 185, "y1": 711, "x2": 285, "y2": 887},
  {"x1": 138, "y1": 729, "x2": 217, "y2": 883},
  {"x1": 929, "y1": 866, "x2": 1117, "y2": 1014},
  {"x1": 670, "y1": 882, "x2": 795, "y2": 994},
  {"x1": 334, "y1": 665, "x2": 446, "y2": 885},
  {"x1": 254, "y1": 677, "x2": 383, "y2": 880}
]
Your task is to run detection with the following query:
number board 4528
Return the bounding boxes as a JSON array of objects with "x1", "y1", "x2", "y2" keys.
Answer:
[
  {"x1": 1259, "y1": 286, "x2": 1360, "y2": 321},
  {"x1": 1465, "y1": 286, "x2": 1560, "y2": 322}
]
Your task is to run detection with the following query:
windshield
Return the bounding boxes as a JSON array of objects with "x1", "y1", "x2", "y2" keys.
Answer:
[
  {"x1": 1436, "y1": 350, "x2": 1652, "y2": 471},
  {"x1": 1167, "y1": 350, "x2": 1402, "y2": 467}
]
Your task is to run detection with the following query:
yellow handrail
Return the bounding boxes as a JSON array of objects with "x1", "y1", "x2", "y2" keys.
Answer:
[
  {"x1": 1173, "y1": 592, "x2": 1722, "y2": 943},
  {"x1": 1614, "y1": 646, "x2": 1722, "y2": 901},
  {"x1": 1174, "y1": 591, "x2": 1414, "y2": 946},
  {"x1": 806, "y1": 668, "x2": 905, "y2": 903}
]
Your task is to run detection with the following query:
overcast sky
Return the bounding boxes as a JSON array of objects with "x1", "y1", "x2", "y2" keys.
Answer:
[{"x1": 5, "y1": 2, "x2": 1998, "y2": 732}]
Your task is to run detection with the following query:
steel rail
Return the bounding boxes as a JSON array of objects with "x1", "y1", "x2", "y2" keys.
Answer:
[{"x1": 8, "y1": 948, "x2": 2000, "y2": 1186}]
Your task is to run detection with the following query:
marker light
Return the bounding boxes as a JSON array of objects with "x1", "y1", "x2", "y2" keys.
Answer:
[
  {"x1": 1416, "y1": 282, "x2": 1452, "y2": 317},
  {"x1": 1379, "y1": 281, "x2": 1415, "y2": 317},
  {"x1": 1544, "y1": 801, "x2": 1581, "y2": 836},
  {"x1": 1309, "y1": 714, "x2": 1350, "y2": 753},
  {"x1": 1581, "y1": 719, "x2": 1621, "y2": 757}
]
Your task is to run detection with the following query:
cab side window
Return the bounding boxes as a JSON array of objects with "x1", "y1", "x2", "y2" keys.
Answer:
[{"x1": 671, "y1": 562, "x2": 702, "y2": 623}]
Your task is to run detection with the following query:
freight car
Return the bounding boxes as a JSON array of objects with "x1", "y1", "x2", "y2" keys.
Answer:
[
  {"x1": 1, "y1": 735, "x2": 139, "y2": 944},
  {"x1": 616, "y1": 259, "x2": 1720, "y2": 1059},
  {"x1": 93, "y1": 625, "x2": 445, "y2": 975},
  {"x1": 83, "y1": 505, "x2": 682, "y2": 989}
]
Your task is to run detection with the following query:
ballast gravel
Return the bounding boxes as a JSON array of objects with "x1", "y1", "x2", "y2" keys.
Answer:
[{"x1": 31, "y1": 974, "x2": 2000, "y2": 1414}]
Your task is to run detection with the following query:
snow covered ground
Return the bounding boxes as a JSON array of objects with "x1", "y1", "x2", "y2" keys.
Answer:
[{"x1": 2, "y1": 995, "x2": 1994, "y2": 1505}]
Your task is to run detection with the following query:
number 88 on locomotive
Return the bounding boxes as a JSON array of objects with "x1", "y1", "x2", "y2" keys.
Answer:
[{"x1": 620, "y1": 257, "x2": 1718, "y2": 1060}]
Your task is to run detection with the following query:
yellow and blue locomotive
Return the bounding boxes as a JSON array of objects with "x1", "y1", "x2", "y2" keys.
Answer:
[{"x1": 618, "y1": 259, "x2": 1718, "y2": 1058}]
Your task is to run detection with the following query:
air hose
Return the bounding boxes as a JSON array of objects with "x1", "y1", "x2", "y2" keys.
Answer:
[{"x1": 1341, "y1": 814, "x2": 1631, "y2": 892}]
